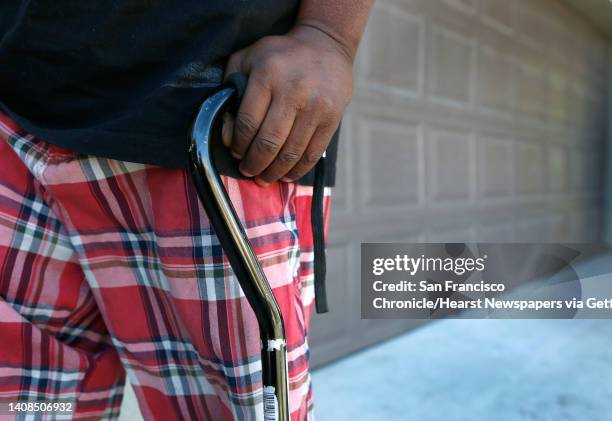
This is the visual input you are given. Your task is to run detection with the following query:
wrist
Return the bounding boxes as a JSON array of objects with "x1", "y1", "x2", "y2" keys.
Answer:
[{"x1": 291, "y1": 21, "x2": 358, "y2": 62}]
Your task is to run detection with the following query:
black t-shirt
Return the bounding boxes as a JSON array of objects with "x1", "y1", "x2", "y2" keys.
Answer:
[{"x1": 0, "y1": 1, "x2": 338, "y2": 186}]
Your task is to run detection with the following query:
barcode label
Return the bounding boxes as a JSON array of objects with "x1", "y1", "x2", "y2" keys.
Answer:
[{"x1": 263, "y1": 386, "x2": 278, "y2": 421}]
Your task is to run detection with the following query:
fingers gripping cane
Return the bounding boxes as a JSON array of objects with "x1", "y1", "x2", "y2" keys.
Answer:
[{"x1": 188, "y1": 75, "x2": 290, "y2": 421}]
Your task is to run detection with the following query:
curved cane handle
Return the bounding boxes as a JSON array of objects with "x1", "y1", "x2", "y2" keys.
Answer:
[{"x1": 188, "y1": 81, "x2": 290, "y2": 421}]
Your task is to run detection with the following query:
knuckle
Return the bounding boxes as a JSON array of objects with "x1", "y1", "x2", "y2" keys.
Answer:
[
  {"x1": 234, "y1": 113, "x2": 258, "y2": 139},
  {"x1": 304, "y1": 152, "x2": 321, "y2": 165},
  {"x1": 322, "y1": 112, "x2": 341, "y2": 128},
  {"x1": 288, "y1": 75, "x2": 309, "y2": 96},
  {"x1": 310, "y1": 92, "x2": 336, "y2": 111},
  {"x1": 254, "y1": 135, "x2": 283, "y2": 154},
  {"x1": 226, "y1": 53, "x2": 242, "y2": 73},
  {"x1": 262, "y1": 55, "x2": 284, "y2": 75},
  {"x1": 278, "y1": 150, "x2": 302, "y2": 164}
]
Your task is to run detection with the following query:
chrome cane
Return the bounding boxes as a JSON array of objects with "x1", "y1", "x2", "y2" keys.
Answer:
[{"x1": 188, "y1": 83, "x2": 290, "y2": 421}]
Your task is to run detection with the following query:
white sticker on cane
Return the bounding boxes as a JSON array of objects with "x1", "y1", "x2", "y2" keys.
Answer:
[{"x1": 263, "y1": 386, "x2": 278, "y2": 421}]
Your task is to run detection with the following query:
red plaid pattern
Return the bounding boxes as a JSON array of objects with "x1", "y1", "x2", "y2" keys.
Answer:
[{"x1": 0, "y1": 112, "x2": 331, "y2": 420}]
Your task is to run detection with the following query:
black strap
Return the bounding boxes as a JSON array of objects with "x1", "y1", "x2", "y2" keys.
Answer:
[{"x1": 312, "y1": 154, "x2": 328, "y2": 313}]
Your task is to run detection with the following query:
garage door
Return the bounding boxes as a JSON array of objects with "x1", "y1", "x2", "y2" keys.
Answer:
[{"x1": 310, "y1": 0, "x2": 609, "y2": 367}]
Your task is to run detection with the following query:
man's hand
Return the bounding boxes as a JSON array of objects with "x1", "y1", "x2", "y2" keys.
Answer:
[{"x1": 222, "y1": 24, "x2": 355, "y2": 186}]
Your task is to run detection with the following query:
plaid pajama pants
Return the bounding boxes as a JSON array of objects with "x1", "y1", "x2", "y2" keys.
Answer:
[{"x1": 0, "y1": 112, "x2": 331, "y2": 420}]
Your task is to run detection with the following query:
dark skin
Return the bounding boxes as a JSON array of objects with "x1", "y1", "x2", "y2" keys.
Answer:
[{"x1": 222, "y1": 0, "x2": 374, "y2": 186}]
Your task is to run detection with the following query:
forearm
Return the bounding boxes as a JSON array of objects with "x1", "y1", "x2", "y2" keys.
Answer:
[{"x1": 295, "y1": 0, "x2": 374, "y2": 60}]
